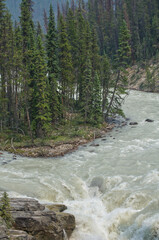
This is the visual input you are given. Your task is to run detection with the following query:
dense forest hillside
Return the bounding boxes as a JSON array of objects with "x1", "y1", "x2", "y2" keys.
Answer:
[{"x1": 0, "y1": 0, "x2": 159, "y2": 143}]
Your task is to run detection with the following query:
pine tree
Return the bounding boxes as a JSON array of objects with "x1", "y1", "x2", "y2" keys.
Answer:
[
  {"x1": 46, "y1": 4, "x2": 61, "y2": 123},
  {"x1": 106, "y1": 19, "x2": 131, "y2": 118},
  {"x1": 76, "y1": 9, "x2": 87, "y2": 104},
  {"x1": 0, "y1": 10, "x2": 14, "y2": 128},
  {"x1": 0, "y1": 192, "x2": 13, "y2": 228},
  {"x1": 81, "y1": 55, "x2": 93, "y2": 124},
  {"x1": 31, "y1": 34, "x2": 51, "y2": 137},
  {"x1": 66, "y1": 8, "x2": 78, "y2": 85},
  {"x1": 0, "y1": 0, "x2": 7, "y2": 129},
  {"x1": 58, "y1": 14, "x2": 74, "y2": 112},
  {"x1": 101, "y1": 54, "x2": 111, "y2": 113},
  {"x1": 12, "y1": 23, "x2": 23, "y2": 129},
  {"x1": 92, "y1": 72, "x2": 102, "y2": 125},
  {"x1": 20, "y1": 0, "x2": 35, "y2": 136}
]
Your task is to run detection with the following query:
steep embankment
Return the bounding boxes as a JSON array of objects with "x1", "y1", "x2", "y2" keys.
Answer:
[{"x1": 128, "y1": 58, "x2": 159, "y2": 92}]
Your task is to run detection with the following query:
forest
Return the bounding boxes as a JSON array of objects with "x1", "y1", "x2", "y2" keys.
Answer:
[{"x1": 0, "y1": 0, "x2": 159, "y2": 139}]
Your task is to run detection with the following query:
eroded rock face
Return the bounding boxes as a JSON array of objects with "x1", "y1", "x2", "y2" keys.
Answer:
[
  {"x1": 0, "y1": 198, "x2": 75, "y2": 240},
  {"x1": 12, "y1": 210, "x2": 64, "y2": 240},
  {"x1": 0, "y1": 218, "x2": 9, "y2": 240}
]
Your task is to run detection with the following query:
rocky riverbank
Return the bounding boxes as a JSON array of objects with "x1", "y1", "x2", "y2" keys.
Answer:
[
  {"x1": 0, "y1": 124, "x2": 114, "y2": 158},
  {"x1": 0, "y1": 198, "x2": 75, "y2": 240}
]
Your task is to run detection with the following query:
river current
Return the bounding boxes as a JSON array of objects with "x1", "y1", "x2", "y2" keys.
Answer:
[{"x1": 1, "y1": 90, "x2": 159, "y2": 240}]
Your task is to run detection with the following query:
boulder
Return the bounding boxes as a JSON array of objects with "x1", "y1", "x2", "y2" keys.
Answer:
[
  {"x1": 46, "y1": 204, "x2": 67, "y2": 213},
  {"x1": 129, "y1": 122, "x2": 138, "y2": 125},
  {"x1": 56, "y1": 212, "x2": 75, "y2": 238},
  {"x1": 145, "y1": 119, "x2": 154, "y2": 122}
]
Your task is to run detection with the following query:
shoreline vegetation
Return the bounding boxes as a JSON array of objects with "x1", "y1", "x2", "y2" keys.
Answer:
[{"x1": 0, "y1": 123, "x2": 115, "y2": 158}]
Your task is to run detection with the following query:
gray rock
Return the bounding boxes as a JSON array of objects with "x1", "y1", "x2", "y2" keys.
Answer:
[
  {"x1": 46, "y1": 204, "x2": 67, "y2": 213},
  {"x1": 12, "y1": 210, "x2": 64, "y2": 240},
  {"x1": 10, "y1": 199, "x2": 45, "y2": 212},
  {"x1": 145, "y1": 119, "x2": 154, "y2": 122},
  {"x1": 129, "y1": 122, "x2": 138, "y2": 125},
  {"x1": 56, "y1": 212, "x2": 75, "y2": 238},
  {"x1": 0, "y1": 198, "x2": 75, "y2": 240},
  {"x1": 9, "y1": 230, "x2": 34, "y2": 240},
  {"x1": 0, "y1": 219, "x2": 9, "y2": 240}
]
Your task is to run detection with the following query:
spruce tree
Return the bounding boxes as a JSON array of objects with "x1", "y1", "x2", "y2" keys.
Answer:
[
  {"x1": 12, "y1": 23, "x2": 23, "y2": 129},
  {"x1": 106, "y1": 20, "x2": 131, "y2": 118},
  {"x1": 101, "y1": 54, "x2": 111, "y2": 113},
  {"x1": 20, "y1": 0, "x2": 35, "y2": 135},
  {"x1": 81, "y1": 55, "x2": 93, "y2": 124},
  {"x1": 92, "y1": 72, "x2": 102, "y2": 125},
  {"x1": 76, "y1": 9, "x2": 87, "y2": 104},
  {"x1": 0, "y1": 192, "x2": 13, "y2": 228},
  {"x1": 46, "y1": 4, "x2": 61, "y2": 123},
  {"x1": 31, "y1": 34, "x2": 51, "y2": 137},
  {"x1": 58, "y1": 14, "x2": 74, "y2": 112}
]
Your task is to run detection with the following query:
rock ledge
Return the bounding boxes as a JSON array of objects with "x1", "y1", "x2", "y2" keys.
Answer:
[{"x1": 0, "y1": 198, "x2": 75, "y2": 240}]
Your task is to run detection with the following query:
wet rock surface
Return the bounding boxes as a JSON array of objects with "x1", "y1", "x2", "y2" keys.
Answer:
[
  {"x1": 145, "y1": 119, "x2": 154, "y2": 122},
  {"x1": 129, "y1": 122, "x2": 138, "y2": 125},
  {"x1": 0, "y1": 198, "x2": 75, "y2": 240}
]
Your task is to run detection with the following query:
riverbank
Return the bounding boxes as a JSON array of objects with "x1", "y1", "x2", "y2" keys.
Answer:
[{"x1": 0, "y1": 123, "x2": 115, "y2": 158}]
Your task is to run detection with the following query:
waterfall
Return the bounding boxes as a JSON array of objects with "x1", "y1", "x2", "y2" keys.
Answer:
[{"x1": 63, "y1": 229, "x2": 68, "y2": 240}]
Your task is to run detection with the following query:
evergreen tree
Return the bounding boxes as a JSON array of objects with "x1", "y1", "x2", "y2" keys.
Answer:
[
  {"x1": 12, "y1": 23, "x2": 23, "y2": 129},
  {"x1": 106, "y1": 20, "x2": 131, "y2": 118},
  {"x1": 0, "y1": 192, "x2": 13, "y2": 228},
  {"x1": 92, "y1": 72, "x2": 102, "y2": 125},
  {"x1": 58, "y1": 14, "x2": 74, "y2": 112},
  {"x1": 76, "y1": 8, "x2": 87, "y2": 103},
  {"x1": 20, "y1": 0, "x2": 35, "y2": 135},
  {"x1": 101, "y1": 54, "x2": 111, "y2": 113},
  {"x1": 66, "y1": 8, "x2": 78, "y2": 86},
  {"x1": 81, "y1": 55, "x2": 93, "y2": 124},
  {"x1": 46, "y1": 4, "x2": 61, "y2": 123},
  {"x1": 31, "y1": 34, "x2": 51, "y2": 137}
]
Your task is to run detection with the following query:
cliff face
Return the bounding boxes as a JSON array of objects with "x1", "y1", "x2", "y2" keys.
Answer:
[{"x1": 0, "y1": 198, "x2": 75, "y2": 240}]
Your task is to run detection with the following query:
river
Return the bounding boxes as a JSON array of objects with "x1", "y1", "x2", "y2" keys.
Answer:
[{"x1": 0, "y1": 90, "x2": 159, "y2": 240}]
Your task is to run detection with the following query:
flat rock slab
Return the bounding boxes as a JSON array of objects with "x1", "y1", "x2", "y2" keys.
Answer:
[
  {"x1": 10, "y1": 199, "x2": 45, "y2": 212},
  {"x1": 9, "y1": 230, "x2": 34, "y2": 240}
]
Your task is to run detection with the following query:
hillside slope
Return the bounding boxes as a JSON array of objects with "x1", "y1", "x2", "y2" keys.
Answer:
[{"x1": 128, "y1": 57, "x2": 159, "y2": 92}]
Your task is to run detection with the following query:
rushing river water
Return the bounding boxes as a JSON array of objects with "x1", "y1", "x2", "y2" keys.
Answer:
[{"x1": 1, "y1": 90, "x2": 159, "y2": 240}]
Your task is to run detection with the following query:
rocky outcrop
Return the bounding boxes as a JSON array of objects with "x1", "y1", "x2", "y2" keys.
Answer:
[
  {"x1": 0, "y1": 198, "x2": 75, "y2": 240},
  {"x1": 0, "y1": 218, "x2": 9, "y2": 240}
]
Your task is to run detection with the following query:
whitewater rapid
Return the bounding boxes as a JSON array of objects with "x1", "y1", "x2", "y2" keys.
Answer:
[{"x1": 1, "y1": 90, "x2": 159, "y2": 240}]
